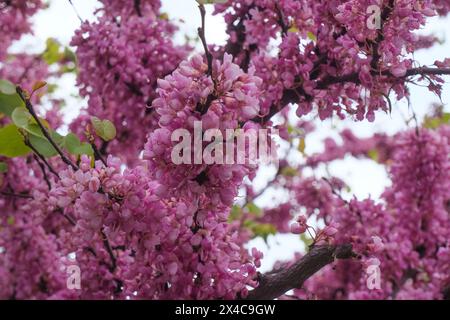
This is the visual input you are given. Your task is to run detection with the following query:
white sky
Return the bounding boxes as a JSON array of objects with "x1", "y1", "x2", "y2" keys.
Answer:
[{"x1": 8, "y1": 0, "x2": 450, "y2": 271}]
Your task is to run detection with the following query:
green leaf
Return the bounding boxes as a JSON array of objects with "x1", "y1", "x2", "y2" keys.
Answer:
[
  {"x1": 300, "y1": 233, "x2": 313, "y2": 247},
  {"x1": 11, "y1": 107, "x2": 32, "y2": 128},
  {"x1": 28, "y1": 135, "x2": 58, "y2": 158},
  {"x1": 246, "y1": 202, "x2": 262, "y2": 217},
  {"x1": 0, "y1": 79, "x2": 16, "y2": 95},
  {"x1": 0, "y1": 124, "x2": 31, "y2": 157},
  {"x1": 7, "y1": 216, "x2": 15, "y2": 226},
  {"x1": 423, "y1": 113, "x2": 450, "y2": 129},
  {"x1": 63, "y1": 133, "x2": 93, "y2": 156},
  {"x1": 90, "y1": 117, "x2": 116, "y2": 141},
  {"x1": 228, "y1": 205, "x2": 242, "y2": 221},
  {"x1": 307, "y1": 31, "x2": 317, "y2": 41},
  {"x1": 0, "y1": 162, "x2": 8, "y2": 173},
  {"x1": 64, "y1": 132, "x2": 81, "y2": 154},
  {"x1": 244, "y1": 221, "x2": 277, "y2": 241},
  {"x1": 43, "y1": 38, "x2": 62, "y2": 65},
  {"x1": 288, "y1": 25, "x2": 299, "y2": 33},
  {"x1": 90, "y1": 116, "x2": 103, "y2": 136},
  {"x1": 0, "y1": 91, "x2": 25, "y2": 116},
  {"x1": 63, "y1": 47, "x2": 77, "y2": 63},
  {"x1": 102, "y1": 120, "x2": 116, "y2": 141},
  {"x1": 23, "y1": 123, "x2": 44, "y2": 138},
  {"x1": 367, "y1": 149, "x2": 379, "y2": 162},
  {"x1": 75, "y1": 143, "x2": 94, "y2": 156}
]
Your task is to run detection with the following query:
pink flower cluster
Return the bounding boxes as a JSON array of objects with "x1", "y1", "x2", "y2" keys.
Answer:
[
  {"x1": 47, "y1": 155, "x2": 261, "y2": 299},
  {"x1": 285, "y1": 127, "x2": 450, "y2": 300},
  {"x1": 71, "y1": 2, "x2": 188, "y2": 164},
  {"x1": 0, "y1": 0, "x2": 43, "y2": 59},
  {"x1": 145, "y1": 54, "x2": 263, "y2": 207},
  {"x1": 216, "y1": 0, "x2": 449, "y2": 121}
]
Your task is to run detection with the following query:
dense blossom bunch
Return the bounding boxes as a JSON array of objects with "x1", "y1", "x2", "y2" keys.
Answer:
[
  {"x1": 145, "y1": 53, "x2": 264, "y2": 208},
  {"x1": 71, "y1": 4, "x2": 189, "y2": 164},
  {"x1": 98, "y1": 0, "x2": 162, "y2": 19},
  {"x1": 0, "y1": 0, "x2": 43, "y2": 59},
  {"x1": 47, "y1": 156, "x2": 260, "y2": 299},
  {"x1": 215, "y1": 0, "x2": 449, "y2": 121}
]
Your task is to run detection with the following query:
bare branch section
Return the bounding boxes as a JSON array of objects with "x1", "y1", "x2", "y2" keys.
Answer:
[{"x1": 246, "y1": 244, "x2": 354, "y2": 300}]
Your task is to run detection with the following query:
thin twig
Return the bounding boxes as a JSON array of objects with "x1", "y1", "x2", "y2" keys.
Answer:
[
  {"x1": 101, "y1": 229, "x2": 117, "y2": 272},
  {"x1": 133, "y1": 0, "x2": 142, "y2": 17},
  {"x1": 67, "y1": 0, "x2": 83, "y2": 23},
  {"x1": 32, "y1": 154, "x2": 52, "y2": 190},
  {"x1": 54, "y1": 207, "x2": 77, "y2": 226},
  {"x1": 0, "y1": 191, "x2": 33, "y2": 199},
  {"x1": 90, "y1": 142, "x2": 107, "y2": 167},
  {"x1": 16, "y1": 86, "x2": 78, "y2": 171},
  {"x1": 197, "y1": 4, "x2": 213, "y2": 77}
]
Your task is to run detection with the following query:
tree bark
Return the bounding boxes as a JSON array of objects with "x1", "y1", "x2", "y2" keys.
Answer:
[{"x1": 246, "y1": 244, "x2": 354, "y2": 300}]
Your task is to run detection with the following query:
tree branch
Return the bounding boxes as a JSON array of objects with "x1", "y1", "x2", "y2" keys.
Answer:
[
  {"x1": 101, "y1": 229, "x2": 117, "y2": 273},
  {"x1": 256, "y1": 67, "x2": 450, "y2": 124},
  {"x1": 133, "y1": 0, "x2": 142, "y2": 17},
  {"x1": 16, "y1": 86, "x2": 78, "y2": 171},
  {"x1": 246, "y1": 244, "x2": 354, "y2": 300},
  {"x1": 0, "y1": 191, "x2": 33, "y2": 199},
  {"x1": 32, "y1": 154, "x2": 52, "y2": 190},
  {"x1": 197, "y1": 3, "x2": 213, "y2": 77}
]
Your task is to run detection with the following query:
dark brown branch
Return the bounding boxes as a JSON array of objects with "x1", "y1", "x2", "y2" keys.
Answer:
[
  {"x1": 246, "y1": 244, "x2": 354, "y2": 300},
  {"x1": 32, "y1": 154, "x2": 52, "y2": 190},
  {"x1": 318, "y1": 67, "x2": 450, "y2": 89},
  {"x1": 101, "y1": 229, "x2": 117, "y2": 272},
  {"x1": 133, "y1": 0, "x2": 142, "y2": 17},
  {"x1": 90, "y1": 142, "x2": 107, "y2": 167},
  {"x1": 0, "y1": 191, "x2": 33, "y2": 199},
  {"x1": 54, "y1": 207, "x2": 76, "y2": 226},
  {"x1": 274, "y1": 4, "x2": 288, "y2": 36},
  {"x1": 16, "y1": 86, "x2": 78, "y2": 171},
  {"x1": 256, "y1": 67, "x2": 450, "y2": 124},
  {"x1": 197, "y1": 4, "x2": 213, "y2": 77}
]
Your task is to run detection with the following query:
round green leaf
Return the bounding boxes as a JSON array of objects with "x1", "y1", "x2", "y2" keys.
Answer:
[
  {"x1": 63, "y1": 133, "x2": 93, "y2": 156},
  {"x1": 11, "y1": 107, "x2": 32, "y2": 128},
  {"x1": 102, "y1": 120, "x2": 116, "y2": 141},
  {"x1": 0, "y1": 80, "x2": 16, "y2": 95},
  {"x1": 90, "y1": 117, "x2": 116, "y2": 141},
  {"x1": 90, "y1": 116, "x2": 104, "y2": 136},
  {"x1": 64, "y1": 132, "x2": 82, "y2": 155},
  {"x1": 28, "y1": 135, "x2": 58, "y2": 158}
]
